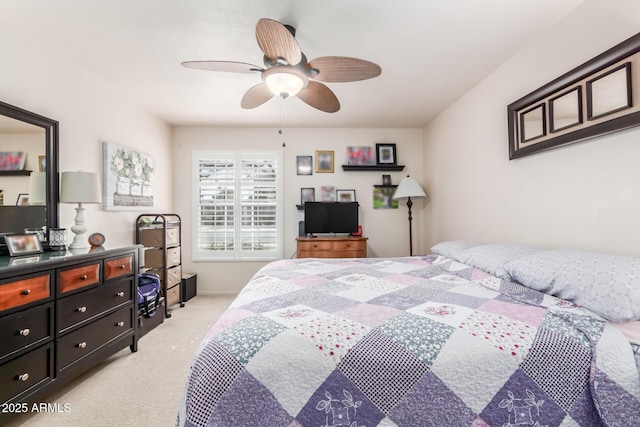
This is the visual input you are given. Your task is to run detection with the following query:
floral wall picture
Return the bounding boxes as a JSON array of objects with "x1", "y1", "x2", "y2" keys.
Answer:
[{"x1": 102, "y1": 141, "x2": 155, "y2": 210}]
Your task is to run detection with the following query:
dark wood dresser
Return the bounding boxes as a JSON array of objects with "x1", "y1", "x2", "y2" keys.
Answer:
[{"x1": 0, "y1": 246, "x2": 139, "y2": 424}]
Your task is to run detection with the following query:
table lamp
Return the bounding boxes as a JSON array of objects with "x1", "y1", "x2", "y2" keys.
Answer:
[
  {"x1": 392, "y1": 175, "x2": 427, "y2": 256},
  {"x1": 60, "y1": 171, "x2": 101, "y2": 250}
]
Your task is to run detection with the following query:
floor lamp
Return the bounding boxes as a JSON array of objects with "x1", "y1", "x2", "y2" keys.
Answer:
[{"x1": 393, "y1": 175, "x2": 427, "y2": 256}]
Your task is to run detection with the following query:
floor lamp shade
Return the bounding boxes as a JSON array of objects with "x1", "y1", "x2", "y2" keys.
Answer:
[
  {"x1": 393, "y1": 176, "x2": 427, "y2": 256},
  {"x1": 60, "y1": 171, "x2": 101, "y2": 250}
]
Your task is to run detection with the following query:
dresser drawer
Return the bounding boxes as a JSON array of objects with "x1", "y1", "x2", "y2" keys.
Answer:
[
  {"x1": 139, "y1": 226, "x2": 179, "y2": 247},
  {"x1": 0, "y1": 343, "x2": 53, "y2": 404},
  {"x1": 57, "y1": 306, "x2": 133, "y2": 372},
  {"x1": 57, "y1": 279, "x2": 133, "y2": 334},
  {"x1": 297, "y1": 240, "x2": 334, "y2": 251},
  {"x1": 58, "y1": 262, "x2": 101, "y2": 294},
  {"x1": 144, "y1": 246, "x2": 180, "y2": 268},
  {"x1": 104, "y1": 254, "x2": 133, "y2": 281},
  {"x1": 0, "y1": 274, "x2": 51, "y2": 313},
  {"x1": 0, "y1": 302, "x2": 53, "y2": 363}
]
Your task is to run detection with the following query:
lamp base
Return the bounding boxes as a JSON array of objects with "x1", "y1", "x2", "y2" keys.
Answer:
[{"x1": 69, "y1": 203, "x2": 90, "y2": 250}]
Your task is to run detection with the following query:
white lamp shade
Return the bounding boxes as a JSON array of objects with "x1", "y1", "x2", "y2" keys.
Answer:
[
  {"x1": 393, "y1": 176, "x2": 427, "y2": 200},
  {"x1": 60, "y1": 171, "x2": 101, "y2": 204},
  {"x1": 28, "y1": 171, "x2": 47, "y2": 204}
]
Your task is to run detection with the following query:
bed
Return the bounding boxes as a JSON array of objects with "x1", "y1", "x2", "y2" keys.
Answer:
[{"x1": 177, "y1": 242, "x2": 640, "y2": 426}]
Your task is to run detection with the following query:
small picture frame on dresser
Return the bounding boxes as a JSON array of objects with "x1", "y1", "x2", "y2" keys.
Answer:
[{"x1": 5, "y1": 234, "x2": 44, "y2": 256}]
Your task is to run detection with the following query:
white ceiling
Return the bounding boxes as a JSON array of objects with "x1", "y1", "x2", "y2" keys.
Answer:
[{"x1": 1, "y1": 0, "x2": 583, "y2": 128}]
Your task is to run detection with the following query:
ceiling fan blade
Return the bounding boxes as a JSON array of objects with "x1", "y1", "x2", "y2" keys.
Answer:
[
  {"x1": 241, "y1": 83, "x2": 274, "y2": 109},
  {"x1": 181, "y1": 60, "x2": 263, "y2": 73},
  {"x1": 297, "y1": 81, "x2": 340, "y2": 113},
  {"x1": 256, "y1": 18, "x2": 302, "y2": 65},
  {"x1": 307, "y1": 56, "x2": 381, "y2": 82}
]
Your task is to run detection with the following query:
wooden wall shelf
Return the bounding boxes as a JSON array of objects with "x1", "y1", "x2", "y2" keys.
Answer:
[
  {"x1": 341, "y1": 165, "x2": 405, "y2": 172},
  {"x1": 0, "y1": 170, "x2": 31, "y2": 176}
]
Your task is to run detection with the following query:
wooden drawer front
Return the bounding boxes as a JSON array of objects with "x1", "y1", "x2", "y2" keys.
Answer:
[
  {"x1": 334, "y1": 239, "x2": 366, "y2": 251},
  {"x1": 298, "y1": 240, "x2": 334, "y2": 251},
  {"x1": 0, "y1": 343, "x2": 53, "y2": 404},
  {"x1": 57, "y1": 279, "x2": 133, "y2": 334},
  {"x1": 57, "y1": 306, "x2": 133, "y2": 372},
  {"x1": 58, "y1": 262, "x2": 101, "y2": 294},
  {"x1": 139, "y1": 226, "x2": 179, "y2": 247},
  {"x1": 0, "y1": 302, "x2": 53, "y2": 363},
  {"x1": 0, "y1": 274, "x2": 51, "y2": 313},
  {"x1": 144, "y1": 246, "x2": 180, "y2": 268},
  {"x1": 104, "y1": 254, "x2": 133, "y2": 281},
  {"x1": 166, "y1": 284, "x2": 180, "y2": 307}
]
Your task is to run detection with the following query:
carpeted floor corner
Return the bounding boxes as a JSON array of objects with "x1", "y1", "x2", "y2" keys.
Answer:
[{"x1": 5, "y1": 295, "x2": 234, "y2": 427}]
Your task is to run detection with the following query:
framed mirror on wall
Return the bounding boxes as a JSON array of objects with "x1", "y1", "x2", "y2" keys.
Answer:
[{"x1": 0, "y1": 100, "x2": 59, "y2": 243}]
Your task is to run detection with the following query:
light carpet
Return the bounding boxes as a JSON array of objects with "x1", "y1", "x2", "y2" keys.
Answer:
[{"x1": 6, "y1": 295, "x2": 234, "y2": 427}]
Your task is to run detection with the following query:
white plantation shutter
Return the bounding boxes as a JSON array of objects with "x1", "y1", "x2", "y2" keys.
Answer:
[{"x1": 192, "y1": 151, "x2": 283, "y2": 260}]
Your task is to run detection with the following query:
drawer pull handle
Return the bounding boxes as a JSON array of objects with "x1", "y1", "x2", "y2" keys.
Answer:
[
  {"x1": 77, "y1": 306, "x2": 87, "y2": 313},
  {"x1": 18, "y1": 373, "x2": 29, "y2": 382},
  {"x1": 313, "y1": 244, "x2": 318, "y2": 248},
  {"x1": 116, "y1": 291, "x2": 125, "y2": 297},
  {"x1": 21, "y1": 289, "x2": 31, "y2": 295},
  {"x1": 80, "y1": 274, "x2": 88, "y2": 280},
  {"x1": 119, "y1": 264, "x2": 126, "y2": 269},
  {"x1": 77, "y1": 342, "x2": 87, "y2": 349},
  {"x1": 19, "y1": 328, "x2": 30, "y2": 337},
  {"x1": 116, "y1": 321, "x2": 125, "y2": 327}
]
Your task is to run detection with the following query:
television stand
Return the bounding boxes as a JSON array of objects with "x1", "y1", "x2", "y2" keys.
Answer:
[{"x1": 296, "y1": 236, "x2": 367, "y2": 259}]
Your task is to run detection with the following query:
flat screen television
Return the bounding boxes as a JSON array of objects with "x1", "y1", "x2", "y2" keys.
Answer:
[{"x1": 304, "y1": 202, "x2": 359, "y2": 235}]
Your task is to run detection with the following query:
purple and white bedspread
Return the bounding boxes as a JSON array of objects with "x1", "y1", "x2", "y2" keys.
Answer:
[{"x1": 177, "y1": 255, "x2": 640, "y2": 426}]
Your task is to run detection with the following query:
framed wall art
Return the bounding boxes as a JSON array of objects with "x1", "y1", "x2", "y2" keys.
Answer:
[
  {"x1": 376, "y1": 143, "x2": 397, "y2": 165},
  {"x1": 508, "y1": 32, "x2": 640, "y2": 159},
  {"x1": 315, "y1": 150, "x2": 334, "y2": 173},
  {"x1": 300, "y1": 188, "x2": 315, "y2": 204},
  {"x1": 0, "y1": 151, "x2": 26, "y2": 171},
  {"x1": 102, "y1": 141, "x2": 155, "y2": 210},
  {"x1": 296, "y1": 155, "x2": 313, "y2": 175},
  {"x1": 346, "y1": 146, "x2": 374, "y2": 165}
]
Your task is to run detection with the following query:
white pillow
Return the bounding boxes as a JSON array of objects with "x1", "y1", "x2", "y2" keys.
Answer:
[
  {"x1": 431, "y1": 240, "x2": 481, "y2": 261},
  {"x1": 504, "y1": 248, "x2": 640, "y2": 322},
  {"x1": 457, "y1": 243, "x2": 543, "y2": 279}
]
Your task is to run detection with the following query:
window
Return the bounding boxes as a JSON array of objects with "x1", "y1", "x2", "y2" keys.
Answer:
[{"x1": 192, "y1": 150, "x2": 283, "y2": 260}]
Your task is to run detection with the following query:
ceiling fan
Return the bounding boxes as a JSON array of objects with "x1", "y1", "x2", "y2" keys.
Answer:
[{"x1": 181, "y1": 18, "x2": 382, "y2": 113}]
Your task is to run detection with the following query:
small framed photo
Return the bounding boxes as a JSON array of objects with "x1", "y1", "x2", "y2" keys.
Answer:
[
  {"x1": 300, "y1": 188, "x2": 315, "y2": 204},
  {"x1": 382, "y1": 174, "x2": 392, "y2": 186},
  {"x1": 376, "y1": 143, "x2": 397, "y2": 165},
  {"x1": 336, "y1": 189, "x2": 356, "y2": 202},
  {"x1": 39, "y1": 155, "x2": 46, "y2": 172},
  {"x1": 320, "y1": 186, "x2": 336, "y2": 202},
  {"x1": 315, "y1": 150, "x2": 335, "y2": 173},
  {"x1": 5, "y1": 234, "x2": 44, "y2": 257},
  {"x1": 16, "y1": 194, "x2": 29, "y2": 205},
  {"x1": 296, "y1": 155, "x2": 312, "y2": 175}
]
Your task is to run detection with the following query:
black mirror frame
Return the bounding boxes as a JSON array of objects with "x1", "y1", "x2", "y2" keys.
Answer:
[
  {"x1": 0, "y1": 100, "x2": 59, "y2": 234},
  {"x1": 508, "y1": 32, "x2": 640, "y2": 160}
]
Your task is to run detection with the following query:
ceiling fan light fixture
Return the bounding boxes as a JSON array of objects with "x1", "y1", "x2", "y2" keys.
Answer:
[{"x1": 263, "y1": 67, "x2": 307, "y2": 98}]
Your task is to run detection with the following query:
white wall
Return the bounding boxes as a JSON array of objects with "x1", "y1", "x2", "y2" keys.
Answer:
[
  {"x1": 173, "y1": 127, "x2": 424, "y2": 294},
  {"x1": 423, "y1": 0, "x2": 640, "y2": 256},
  {"x1": 0, "y1": 26, "x2": 173, "y2": 246}
]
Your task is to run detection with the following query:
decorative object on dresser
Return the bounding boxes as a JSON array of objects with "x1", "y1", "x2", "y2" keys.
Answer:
[
  {"x1": 0, "y1": 246, "x2": 139, "y2": 425},
  {"x1": 48, "y1": 228, "x2": 67, "y2": 251},
  {"x1": 392, "y1": 175, "x2": 427, "y2": 256},
  {"x1": 88, "y1": 232, "x2": 106, "y2": 247},
  {"x1": 336, "y1": 189, "x2": 356, "y2": 202},
  {"x1": 296, "y1": 236, "x2": 367, "y2": 258},
  {"x1": 60, "y1": 171, "x2": 101, "y2": 250},
  {"x1": 136, "y1": 214, "x2": 183, "y2": 318},
  {"x1": 5, "y1": 234, "x2": 43, "y2": 256}
]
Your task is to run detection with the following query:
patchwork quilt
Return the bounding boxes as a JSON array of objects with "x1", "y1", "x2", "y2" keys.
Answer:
[{"x1": 177, "y1": 255, "x2": 640, "y2": 426}]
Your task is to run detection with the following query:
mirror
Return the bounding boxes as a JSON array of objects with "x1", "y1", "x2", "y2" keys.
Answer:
[{"x1": 0, "y1": 100, "x2": 58, "y2": 240}]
